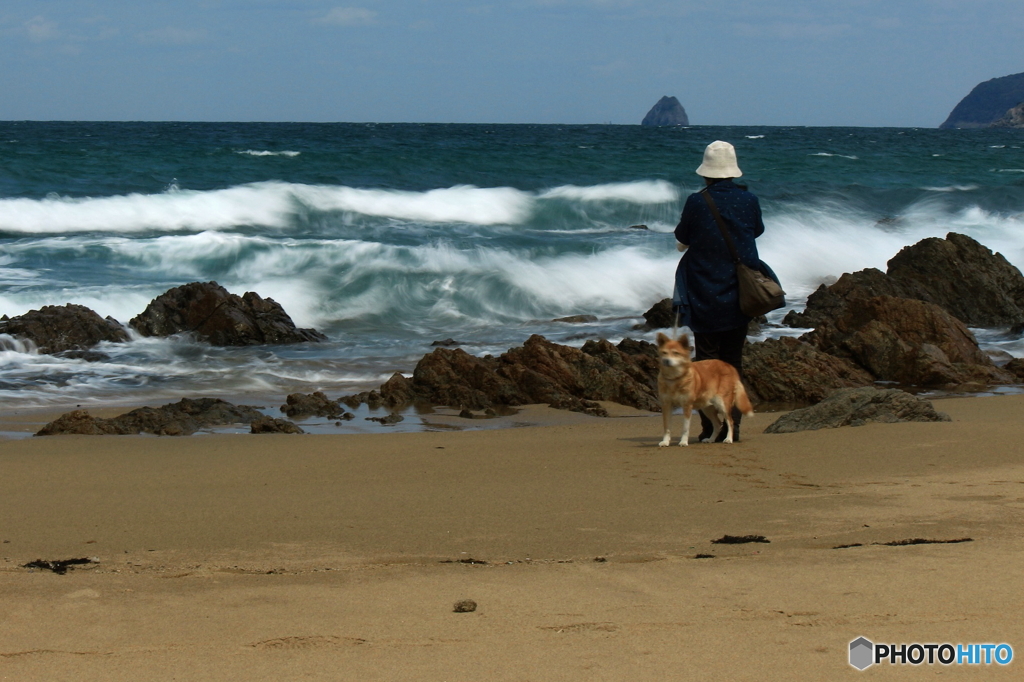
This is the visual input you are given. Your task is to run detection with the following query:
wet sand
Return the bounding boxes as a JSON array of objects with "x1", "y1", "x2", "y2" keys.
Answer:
[{"x1": 1, "y1": 396, "x2": 1022, "y2": 680}]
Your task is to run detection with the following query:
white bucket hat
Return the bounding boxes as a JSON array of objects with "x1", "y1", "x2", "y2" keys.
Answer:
[{"x1": 696, "y1": 140, "x2": 742, "y2": 178}]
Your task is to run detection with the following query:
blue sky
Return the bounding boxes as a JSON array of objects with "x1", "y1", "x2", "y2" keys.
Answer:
[{"x1": 2, "y1": 0, "x2": 1022, "y2": 126}]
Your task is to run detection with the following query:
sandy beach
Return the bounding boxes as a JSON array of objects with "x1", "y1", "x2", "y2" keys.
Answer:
[{"x1": 1, "y1": 396, "x2": 1022, "y2": 680}]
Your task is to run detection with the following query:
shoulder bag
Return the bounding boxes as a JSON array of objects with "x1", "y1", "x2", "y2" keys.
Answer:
[{"x1": 701, "y1": 189, "x2": 786, "y2": 318}]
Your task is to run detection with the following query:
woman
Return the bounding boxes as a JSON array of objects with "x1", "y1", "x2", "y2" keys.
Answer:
[{"x1": 673, "y1": 140, "x2": 765, "y2": 442}]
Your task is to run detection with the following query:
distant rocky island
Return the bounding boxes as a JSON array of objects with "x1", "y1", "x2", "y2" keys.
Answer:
[
  {"x1": 641, "y1": 96, "x2": 689, "y2": 126},
  {"x1": 940, "y1": 71, "x2": 1024, "y2": 129}
]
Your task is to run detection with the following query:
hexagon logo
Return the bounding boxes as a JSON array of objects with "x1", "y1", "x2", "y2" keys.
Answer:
[{"x1": 850, "y1": 637, "x2": 874, "y2": 670}]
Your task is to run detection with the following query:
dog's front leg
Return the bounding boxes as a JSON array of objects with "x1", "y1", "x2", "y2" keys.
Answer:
[
  {"x1": 659, "y1": 400, "x2": 673, "y2": 447},
  {"x1": 678, "y1": 406, "x2": 691, "y2": 446}
]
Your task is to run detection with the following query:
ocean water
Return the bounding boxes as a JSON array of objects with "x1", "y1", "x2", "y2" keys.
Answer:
[{"x1": 1, "y1": 122, "x2": 1023, "y2": 412}]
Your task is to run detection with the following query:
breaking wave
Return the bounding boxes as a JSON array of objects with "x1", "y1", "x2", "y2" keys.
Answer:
[{"x1": 0, "y1": 180, "x2": 681, "y2": 234}]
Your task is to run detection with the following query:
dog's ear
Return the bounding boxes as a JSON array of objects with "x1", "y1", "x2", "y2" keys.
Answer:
[
  {"x1": 656, "y1": 332, "x2": 669, "y2": 347},
  {"x1": 681, "y1": 334, "x2": 691, "y2": 350}
]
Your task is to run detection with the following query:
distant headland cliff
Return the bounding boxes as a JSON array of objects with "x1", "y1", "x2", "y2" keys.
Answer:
[
  {"x1": 641, "y1": 96, "x2": 689, "y2": 126},
  {"x1": 940, "y1": 71, "x2": 1024, "y2": 129}
]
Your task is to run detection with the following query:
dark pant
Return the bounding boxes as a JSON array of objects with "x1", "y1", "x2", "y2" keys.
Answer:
[
  {"x1": 693, "y1": 325, "x2": 747, "y2": 373},
  {"x1": 693, "y1": 325, "x2": 747, "y2": 441}
]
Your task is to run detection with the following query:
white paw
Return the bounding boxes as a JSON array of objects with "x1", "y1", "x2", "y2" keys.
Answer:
[
  {"x1": 678, "y1": 439, "x2": 688, "y2": 447},
  {"x1": 723, "y1": 437, "x2": 733, "y2": 444},
  {"x1": 700, "y1": 437, "x2": 713, "y2": 444},
  {"x1": 658, "y1": 439, "x2": 670, "y2": 447}
]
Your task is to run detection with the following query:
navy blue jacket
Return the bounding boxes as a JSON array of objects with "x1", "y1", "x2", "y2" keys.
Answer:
[{"x1": 673, "y1": 180, "x2": 766, "y2": 333}]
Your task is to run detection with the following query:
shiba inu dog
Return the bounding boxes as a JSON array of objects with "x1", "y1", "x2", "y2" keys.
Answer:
[{"x1": 656, "y1": 332, "x2": 754, "y2": 447}]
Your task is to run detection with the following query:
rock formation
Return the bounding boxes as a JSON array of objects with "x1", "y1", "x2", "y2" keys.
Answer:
[
  {"x1": 741, "y1": 337, "x2": 874, "y2": 404},
  {"x1": 641, "y1": 298, "x2": 677, "y2": 329},
  {"x1": 886, "y1": 233, "x2": 1024, "y2": 327},
  {"x1": 0, "y1": 304, "x2": 129, "y2": 354},
  {"x1": 280, "y1": 392, "x2": 352, "y2": 420},
  {"x1": 35, "y1": 398, "x2": 265, "y2": 436},
  {"x1": 763, "y1": 387, "x2": 951, "y2": 433},
  {"x1": 990, "y1": 102, "x2": 1024, "y2": 128},
  {"x1": 641, "y1": 96, "x2": 689, "y2": 126},
  {"x1": 352, "y1": 334, "x2": 662, "y2": 416},
  {"x1": 251, "y1": 416, "x2": 305, "y2": 434},
  {"x1": 785, "y1": 233, "x2": 1024, "y2": 329},
  {"x1": 804, "y1": 295, "x2": 1013, "y2": 388},
  {"x1": 940, "y1": 71, "x2": 1024, "y2": 128},
  {"x1": 130, "y1": 281, "x2": 326, "y2": 346}
]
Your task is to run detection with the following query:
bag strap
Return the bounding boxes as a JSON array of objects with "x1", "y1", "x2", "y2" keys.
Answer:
[{"x1": 701, "y1": 188, "x2": 741, "y2": 265}]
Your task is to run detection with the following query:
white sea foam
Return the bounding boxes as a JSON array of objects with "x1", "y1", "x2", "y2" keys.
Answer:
[
  {"x1": 0, "y1": 180, "x2": 685, "y2": 234},
  {"x1": 539, "y1": 180, "x2": 679, "y2": 204},
  {"x1": 745, "y1": 135, "x2": 765, "y2": 139},
  {"x1": 0, "y1": 333, "x2": 37, "y2": 356},
  {"x1": 236, "y1": 150, "x2": 301, "y2": 157},
  {"x1": 809, "y1": 153, "x2": 859, "y2": 160},
  {"x1": 0, "y1": 184, "x2": 296, "y2": 233},
  {"x1": 921, "y1": 184, "x2": 979, "y2": 192},
  {"x1": 760, "y1": 200, "x2": 1024, "y2": 298},
  {"x1": 291, "y1": 184, "x2": 533, "y2": 225}
]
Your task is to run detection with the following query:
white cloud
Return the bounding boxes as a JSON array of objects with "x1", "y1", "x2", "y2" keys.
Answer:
[
  {"x1": 316, "y1": 7, "x2": 378, "y2": 26},
  {"x1": 25, "y1": 16, "x2": 59, "y2": 42}
]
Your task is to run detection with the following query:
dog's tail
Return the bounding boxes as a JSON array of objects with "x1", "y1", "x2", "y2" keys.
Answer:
[{"x1": 735, "y1": 382, "x2": 755, "y2": 417}]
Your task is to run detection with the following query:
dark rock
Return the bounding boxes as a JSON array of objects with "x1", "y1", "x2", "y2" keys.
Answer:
[
  {"x1": 765, "y1": 387, "x2": 951, "y2": 434},
  {"x1": 0, "y1": 304, "x2": 129, "y2": 354},
  {"x1": 641, "y1": 96, "x2": 689, "y2": 126},
  {"x1": 453, "y1": 599, "x2": 477, "y2": 613},
  {"x1": 129, "y1": 281, "x2": 326, "y2": 346},
  {"x1": 711, "y1": 535, "x2": 769, "y2": 544},
  {"x1": 878, "y1": 537, "x2": 972, "y2": 546},
  {"x1": 365, "y1": 413, "x2": 403, "y2": 425},
  {"x1": 23, "y1": 558, "x2": 96, "y2": 575},
  {"x1": 352, "y1": 335, "x2": 661, "y2": 416},
  {"x1": 783, "y1": 268, "x2": 908, "y2": 329},
  {"x1": 340, "y1": 390, "x2": 384, "y2": 409},
  {"x1": 553, "y1": 315, "x2": 598, "y2": 324},
  {"x1": 784, "y1": 234, "x2": 1024, "y2": 330},
  {"x1": 431, "y1": 338, "x2": 461, "y2": 347},
  {"x1": 940, "y1": 71, "x2": 1024, "y2": 128},
  {"x1": 281, "y1": 392, "x2": 347, "y2": 419},
  {"x1": 1004, "y1": 358, "x2": 1024, "y2": 380},
  {"x1": 250, "y1": 416, "x2": 305, "y2": 434},
  {"x1": 581, "y1": 338, "x2": 660, "y2": 395},
  {"x1": 990, "y1": 101, "x2": 1024, "y2": 128},
  {"x1": 886, "y1": 232, "x2": 1024, "y2": 327},
  {"x1": 408, "y1": 348, "x2": 519, "y2": 411},
  {"x1": 379, "y1": 372, "x2": 415, "y2": 407},
  {"x1": 34, "y1": 410, "x2": 122, "y2": 436},
  {"x1": 55, "y1": 349, "x2": 111, "y2": 362},
  {"x1": 641, "y1": 298, "x2": 676, "y2": 329},
  {"x1": 35, "y1": 398, "x2": 265, "y2": 436},
  {"x1": 804, "y1": 295, "x2": 1013, "y2": 387},
  {"x1": 615, "y1": 337, "x2": 659, "y2": 360},
  {"x1": 745, "y1": 315, "x2": 768, "y2": 336},
  {"x1": 629, "y1": 224, "x2": 649, "y2": 230},
  {"x1": 497, "y1": 335, "x2": 659, "y2": 414},
  {"x1": 742, "y1": 337, "x2": 874, "y2": 404}
]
